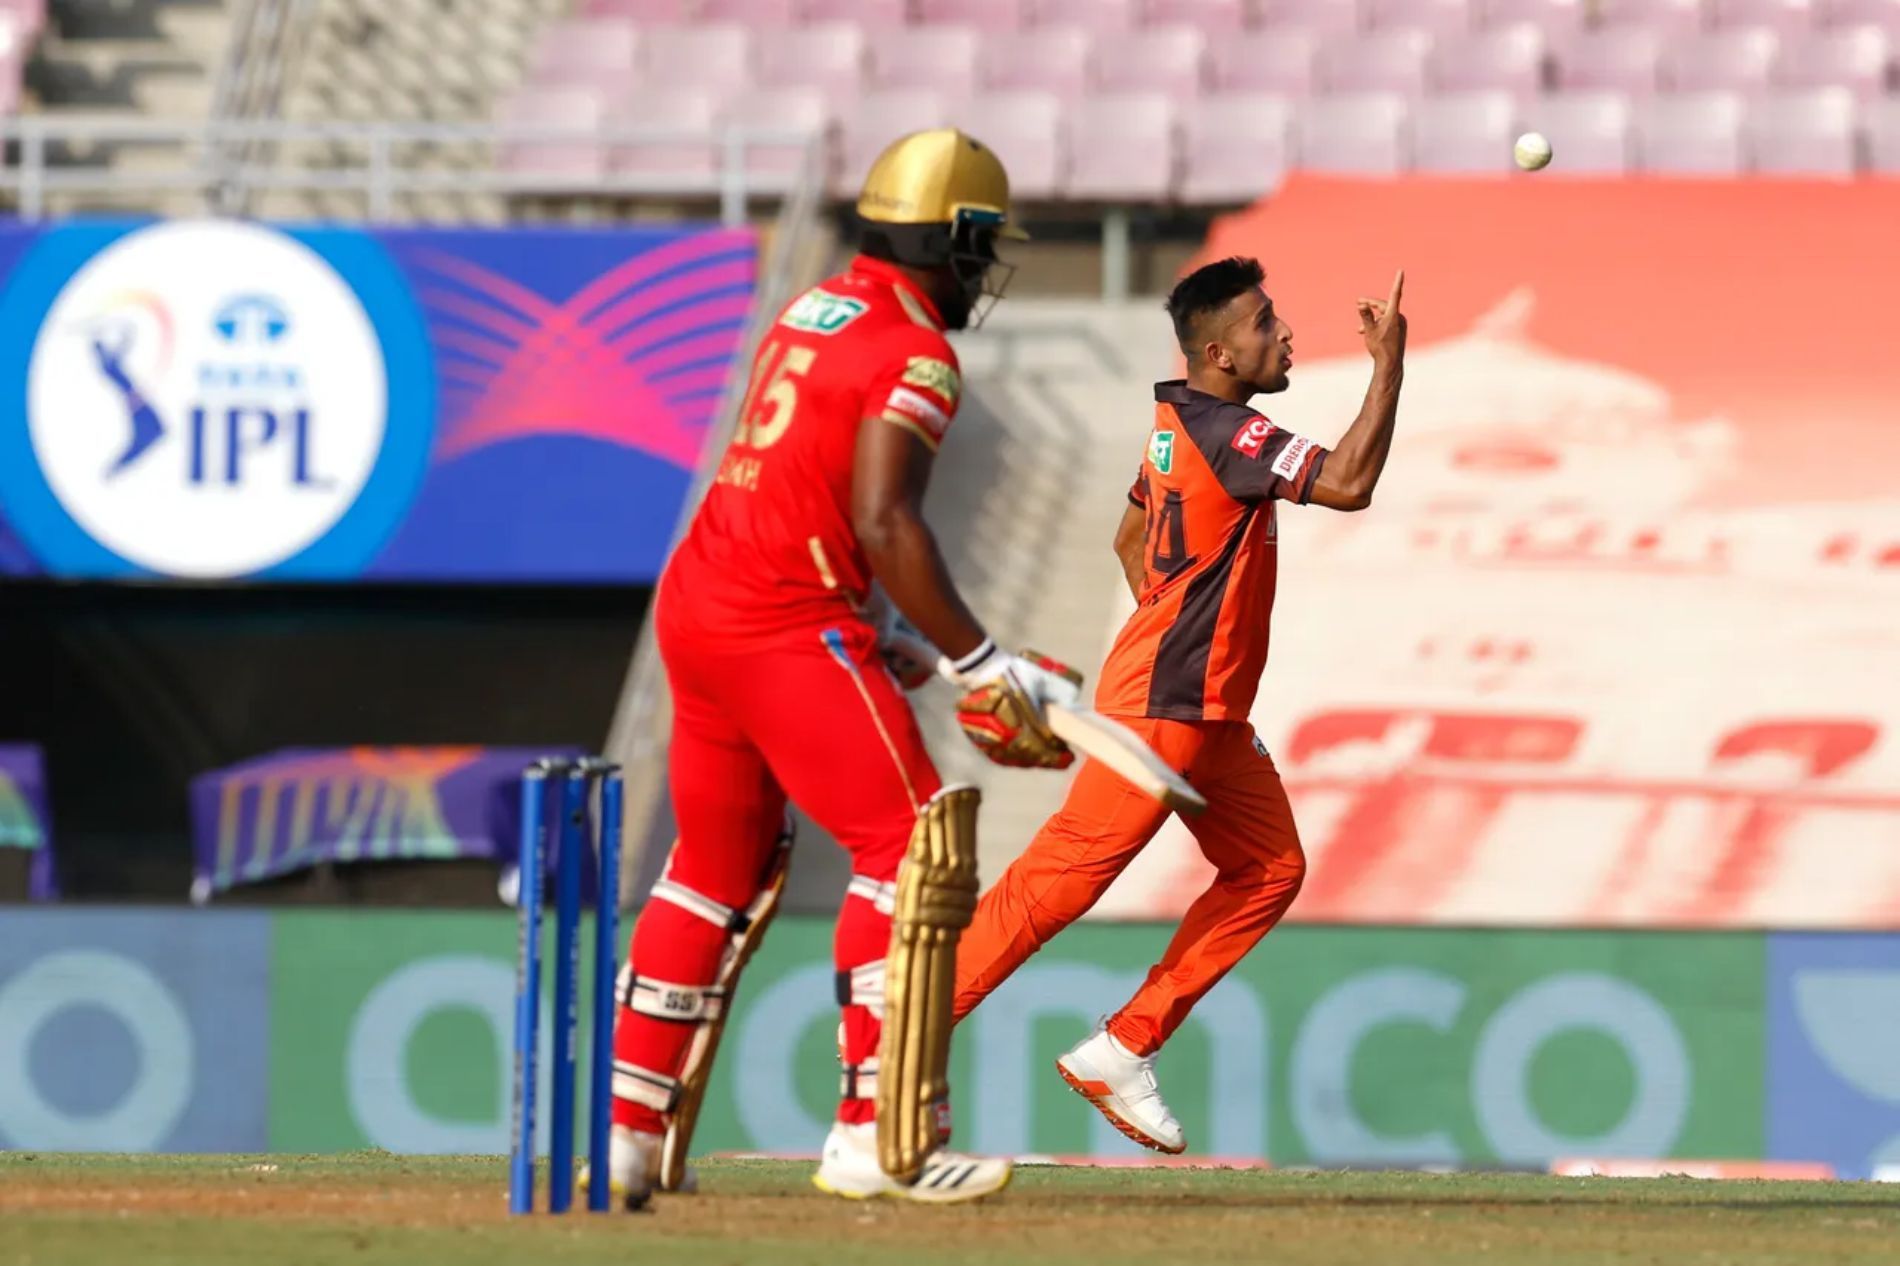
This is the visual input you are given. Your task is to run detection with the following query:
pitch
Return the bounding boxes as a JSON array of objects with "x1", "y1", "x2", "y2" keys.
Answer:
[{"x1": 5, "y1": 1153, "x2": 1896, "y2": 1265}]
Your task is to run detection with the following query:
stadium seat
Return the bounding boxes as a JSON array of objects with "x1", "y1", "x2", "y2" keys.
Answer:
[
  {"x1": 497, "y1": 85, "x2": 609, "y2": 181},
  {"x1": 1776, "y1": 25, "x2": 1892, "y2": 98},
  {"x1": 1529, "y1": 90, "x2": 1637, "y2": 172},
  {"x1": 640, "y1": 26, "x2": 752, "y2": 94},
  {"x1": 1595, "y1": 0, "x2": 1710, "y2": 33},
  {"x1": 1665, "y1": 26, "x2": 1782, "y2": 90},
  {"x1": 1748, "y1": 85, "x2": 1857, "y2": 171},
  {"x1": 722, "y1": 88, "x2": 835, "y2": 189},
  {"x1": 872, "y1": 26, "x2": 982, "y2": 95},
  {"x1": 1554, "y1": 27, "x2": 1665, "y2": 93},
  {"x1": 1430, "y1": 24, "x2": 1549, "y2": 95},
  {"x1": 800, "y1": 0, "x2": 908, "y2": 24},
  {"x1": 1036, "y1": 0, "x2": 1141, "y2": 28},
  {"x1": 1146, "y1": 0, "x2": 1248, "y2": 32},
  {"x1": 1477, "y1": 0, "x2": 1584, "y2": 34},
  {"x1": 1638, "y1": 90, "x2": 1747, "y2": 172},
  {"x1": 835, "y1": 89, "x2": 956, "y2": 193},
  {"x1": 1255, "y1": 0, "x2": 1366, "y2": 33},
  {"x1": 1208, "y1": 30, "x2": 1322, "y2": 95},
  {"x1": 1297, "y1": 91, "x2": 1410, "y2": 172},
  {"x1": 756, "y1": 22, "x2": 868, "y2": 101},
  {"x1": 1822, "y1": 0, "x2": 1900, "y2": 33},
  {"x1": 529, "y1": 18, "x2": 641, "y2": 84},
  {"x1": 1093, "y1": 26, "x2": 1207, "y2": 95},
  {"x1": 1179, "y1": 93, "x2": 1296, "y2": 202},
  {"x1": 1412, "y1": 89, "x2": 1518, "y2": 171},
  {"x1": 1366, "y1": 0, "x2": 1475, "y2": 33},
  {"x1": 609, "y1": 86, "x2": 721, "y2": 184},
  {"x1": 701, "y1": 0, "x2": 800, "y2": 22},
  {"x1": 1065, "y1": 92, "x2": 1180, "y2": 199},
  {"x1": 916, "y1": 0, "x2": 1029, "y2": 27},
  {"x1": 957, "y1": 90, "x2": 1066, "y2": 196},
  {"x1": 1710, "y1": 0, "x2": 1817, "y2": 31},
  {"x1": 581, "y1": 0, "x2": 692, "y2": 18},
  {"x1": 980, "y1": 27, "x2": 1093, "y2": 95},
  {"x1": 1321, "y1": 29, "x2": 1436, "y2": 95},
  {"x1": 1867, "y1": 95, "x2": 1900, "y2": 168}
]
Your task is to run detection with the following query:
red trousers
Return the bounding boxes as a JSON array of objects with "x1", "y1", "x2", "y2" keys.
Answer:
[
  {"x1": 610, "y1": 581, "x2": 938, "y2": 1132},
  {"x1": 953, "y1": 718, "x2": 1305, "y2": 1055}
]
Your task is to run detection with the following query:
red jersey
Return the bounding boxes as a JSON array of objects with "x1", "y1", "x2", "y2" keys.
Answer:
[
  {"x1": 1094, "y1": 381, "x2": 1328, "y2": 723},
  {"x1": 662, "y1": 256, "x2": 963, "y2": 637}
]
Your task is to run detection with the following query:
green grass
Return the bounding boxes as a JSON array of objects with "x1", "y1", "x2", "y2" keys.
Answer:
[{"x1": 4, "y1": 1153, "x2": 1897, "y2": 1265}]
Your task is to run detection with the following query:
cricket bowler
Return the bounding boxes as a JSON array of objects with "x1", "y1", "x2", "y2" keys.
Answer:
[
  {"x1": 593, "y1": 130, "x2": 1085, "y2": 1206},
  {"x1": 953, "y1": 256, "x2": 1409, "y2": 1153}
]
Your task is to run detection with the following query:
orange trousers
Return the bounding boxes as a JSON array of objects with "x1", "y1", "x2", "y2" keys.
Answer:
[{"x1": 953, "y1": 717, "x2": 1306, "y2": 1056}]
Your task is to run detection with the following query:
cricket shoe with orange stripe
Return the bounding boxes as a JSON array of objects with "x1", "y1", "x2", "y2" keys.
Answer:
[
  {"x1": 1055, "y1": 1026, "x2": 1186, "y2": 1154},
  {"x1": 811, "y1": 1122, "x2": 1012, "y2": 1204}
]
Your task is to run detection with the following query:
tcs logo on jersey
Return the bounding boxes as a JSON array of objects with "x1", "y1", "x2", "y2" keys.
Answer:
[{"x1": 1231, "y1": 415, "x2": 1277, "y2": 458}]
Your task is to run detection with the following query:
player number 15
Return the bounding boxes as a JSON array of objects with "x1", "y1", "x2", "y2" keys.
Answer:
[{"x1": 733, "y1": 340, "x2": 816, "y2": 450}]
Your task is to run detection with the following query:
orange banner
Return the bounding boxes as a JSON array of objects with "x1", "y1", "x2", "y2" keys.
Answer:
[{"x1": 1099, "y1": 179, "x2": 1900, "y2": 928}]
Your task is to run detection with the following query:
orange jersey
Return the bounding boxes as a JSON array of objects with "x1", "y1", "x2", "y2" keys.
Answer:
[
  {"x1": 1094, "y1": 381, "x2": 1328, "y2": 723},
  {"x1": 663, "y1": 256, "x2": 963, "y2": 637}
]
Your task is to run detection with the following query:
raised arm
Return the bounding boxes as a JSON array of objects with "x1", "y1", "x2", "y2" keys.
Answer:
[{"x1": 1310, "y1": 269, "x2": 1407, "y2": 513}]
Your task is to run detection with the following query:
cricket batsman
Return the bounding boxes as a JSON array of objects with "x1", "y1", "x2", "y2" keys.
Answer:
[
  {"x1": 593, "y1": 130, "x2": 1084, "y2": 1206},
  {"x1": 953, "y1": 256, "x2": 1408, "y2": 1153}
]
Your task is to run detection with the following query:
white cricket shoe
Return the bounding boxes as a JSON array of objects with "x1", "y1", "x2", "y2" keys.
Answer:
[
  {"x1": 578, "y1": 1125, "x2": 698, "y2": 1210},
  {"x1": 811, "y1": 1121, "x2": 1012, "y2": 1204},
  {"x1": 1055, "y1": 1025, "x2": 1186, "y2": 1154}
]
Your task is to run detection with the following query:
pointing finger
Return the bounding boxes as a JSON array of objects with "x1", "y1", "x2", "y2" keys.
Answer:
[{"x1": 1388, "y1": 269, "x2": 1405, "y2": 312}]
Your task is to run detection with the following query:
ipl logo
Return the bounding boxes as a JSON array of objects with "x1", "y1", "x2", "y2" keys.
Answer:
[{"x1": 25, "y1": 220, "x2": 389, "y2": 578}]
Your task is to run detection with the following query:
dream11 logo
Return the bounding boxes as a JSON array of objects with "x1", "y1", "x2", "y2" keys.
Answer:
[{"x1": 25, "y1": 220, "x2": 389, "y2": 578}]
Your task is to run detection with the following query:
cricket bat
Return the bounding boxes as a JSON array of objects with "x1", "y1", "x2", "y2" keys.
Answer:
[{"x1": 1045, "y1": 703, "x2": 1207, "y2": 815}]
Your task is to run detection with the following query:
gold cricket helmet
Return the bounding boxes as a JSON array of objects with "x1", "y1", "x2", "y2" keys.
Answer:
[{"x1": 856, "y1": 128, "x2": 1029, "y2": 245}]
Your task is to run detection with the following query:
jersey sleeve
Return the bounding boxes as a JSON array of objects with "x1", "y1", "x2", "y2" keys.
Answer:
[
  {"x1": 1128, "y1": 467, "x2": 1148, "y2": 508},
  {"x1": 1207, "y1": 409, "x2": 1328, "y2": 504},
  {"x1": 861, "y1": 331, "x2": 963, "y2": 453}
]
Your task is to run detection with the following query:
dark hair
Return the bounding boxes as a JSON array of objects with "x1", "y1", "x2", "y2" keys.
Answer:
[{"x1": 1165, "y1": 256, "x2": 1265, "y2": 353}]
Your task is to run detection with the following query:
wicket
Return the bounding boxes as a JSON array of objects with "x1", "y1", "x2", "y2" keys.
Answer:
[{"x1": 509, "y1": 756, "x2": 623, "y2": 1215}]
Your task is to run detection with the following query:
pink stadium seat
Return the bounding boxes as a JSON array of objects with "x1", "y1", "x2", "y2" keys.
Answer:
[
  {"x1": 1478, "y1": 0, "x2": 1584, "y2": 34},
  {"x1": 497, "y1": 86, "x2": 608, "y2": 180},
  {"x1": 800, "y1": 0, "x2": 908, "y2": 23},
  {"x1": 916, "y1": 0, "x2": 1029, "y2": 26},
  {"x1": 609, "y1": 87, "x2": 721, "y2": 184},
  {"x1": 980, "y1": 27, "x2": 1093, "y2": 95},
  {"x1": 1748, "y1": 86, "x2": 1856, "y2": 171},
  {"x1": 872, "y1": 27, "x2": 982, "y2": 94},
  {"x1": 529, "y1": 19, "x2": 641, "y2": 84},
  {"x1": 1595, "y1": 0, "x2": 1710, "y2": 32},
  {"x1": 1255, "y1": 0, "x2": 1365, "y2": 32},
  {"x1": 722, "y1": 89, "x2": 836, "y2": 189},
  {"x1": 1065, "y1": 92, "x2": 1180, "y2": 199},
  {"x1": 835, "y1": 90, "x2": 957, "y2": 194},
  {"x1": 1639, "y1": 90, "x2": 1747, "y2": 172},
  {"x1": 1667, "y1": 26, "x2": 1782, "y2": 90},
  {"x1": 581, "y1": 0, "x2": 692, "y2": 19},
  {"x1": 1867, "y1": 95, "x2": 1900, "y2": 168},
  {"x1": 1297, "y1": 91, "x2": 1410, "y2": 172},
  {"x1": 1209, "y1": 30, "x2": 1322, "y2": 94},
  {"x1": 1431, "y1": 24, "x2": 1548, "y2": 95},
  {"x1": 1529, "y1": 90, "x2": 1637, "y2": 172},
  {"x1": 1093, "y1": 26, "x2": 1207, "y2": 94},
  {"x1": 1147, "y1": 0, "x2": 1247, "y2": 31},
  {"x1": 1711, "y1": 0, "x2": 1816, "y2": 30},
  {"x1": 700, "y1": 0, "x2": 800, "y2": 23},
  {"x1": 1366, "y1": 0, "x2": 1474, "y2": 33},
  {"x1": 1180, "y1": 93, "x2": 1296, "y2": 202},
  {"x1": 1822, "y1": 0, "x2": 1900, "y2": 33},
  {"x1": 756, "y1": 22, "x2": 868, "y2": 100},
  {"x1": 956, "y1": 90, "x2": 1066, "y2": 196},
  {"x1": 641, "y1": 26, "x2": 753, "y2": 94},
  {"x1": 1554, "y1": 27, "x2": 1665, "y2": 93},
  {"x1": 1776, "y1": 25, "x2": 1892, "y2": 97},
  {"x1": 1412, "y1": 90, "x2": 1518, "y2": 171},
  {"x1": 1321, "y1": 29, "x2": 1436, "y2": 95},
  {"x1": 1035, "y1": 0, "x2": 1141, "y2": 28}
]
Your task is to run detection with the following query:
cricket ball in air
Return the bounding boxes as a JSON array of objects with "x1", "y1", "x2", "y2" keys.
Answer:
[{"x1": 1514, "y1": 131, "x2": 1553, "y2": 172}]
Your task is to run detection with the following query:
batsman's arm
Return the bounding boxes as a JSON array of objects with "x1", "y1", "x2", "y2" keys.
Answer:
[
  {"x1": 1311, "y1": 269, "x2": 1407, "y2": 513},
  {"x1": 1113, "y1": 502, "x2": 1146, "y2": 601},
  {"x1": 853, "y1": 413, "x2": 989, "y2": 662}
]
